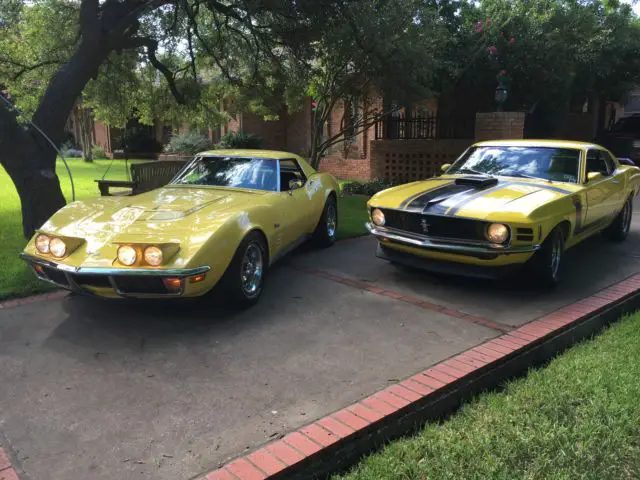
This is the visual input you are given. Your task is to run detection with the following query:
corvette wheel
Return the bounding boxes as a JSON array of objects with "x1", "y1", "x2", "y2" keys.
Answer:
[
  {"x1": 220, "y1": 232, "x2": 267, "y2": 307},
  {"x1": 603, "y1": 197, "x2": 633, "y2": 242},
  {"x1": 312, "y1": 196, "x2": 338, "y2": 248},
  {"x1": 529, "y1": 226, "x2": 565, "y2": 288}
]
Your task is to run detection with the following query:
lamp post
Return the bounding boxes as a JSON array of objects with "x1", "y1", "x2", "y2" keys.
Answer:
[{"x1": 495, "y1": 83, "x2": 508, "y2": 112}]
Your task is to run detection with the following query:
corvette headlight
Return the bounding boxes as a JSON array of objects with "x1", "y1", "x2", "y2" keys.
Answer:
[
  {"x1": 35, "y1": 234, "x2": 51, "y2": 254},
  {"x1": 371, "y1": 208, "x2": 385, "y2": 226},
  {"x1": 144, "y1": 246, "x2": 163, "y2": 266},
  {"x1": 486, "y1": 223, "x2": 509, "y2": 244},
  {"x1": 49, "y1": 238, "x2": 67, "y2": 258},
  {"x1": 117, "y1": 245, "x2": 138, "y2": 266}
]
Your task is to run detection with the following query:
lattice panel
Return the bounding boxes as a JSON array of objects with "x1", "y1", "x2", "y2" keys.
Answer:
[{"x1": 383, "y1": 151, "x2": 461, "y2": 183}]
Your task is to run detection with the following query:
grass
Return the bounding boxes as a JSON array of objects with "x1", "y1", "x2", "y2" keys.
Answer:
[
  {"x1": 0, "y1": 158, "x2": 143, "y2": 300},
  {"x1": 0, "y1": 162, "x2": 370, "y2": 300},
  {"x1": 338, "y1": 312, "x2": 640, "y2": 480}
]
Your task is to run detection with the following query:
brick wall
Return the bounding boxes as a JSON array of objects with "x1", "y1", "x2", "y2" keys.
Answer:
[
  {"x1": 475, "y1": 112, "x2": 525, "y2": 141},
  {"x1": 370, "y1": 139, "x2": 473, "y2": 183},
  {"x1": 286, "y1": 101, "x2": 312, "y2": 156},
  {"x1": 94, "y1": 122, "x2": 112, "y2": 153},
  {"x1": 242, "y1": 111, "x2": 287, "y2": 150},
  {"x1": 318, "y1": 153, "x2": 372, "y2": 181}
]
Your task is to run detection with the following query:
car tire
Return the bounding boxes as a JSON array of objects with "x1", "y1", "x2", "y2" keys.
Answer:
[
  {"x1": 312, "y1": 195, "x2": 338, "y2": 248},
  {"x1": 219, "y1": 231, "x2": 268, "y2": 308},
  {"x1": 603, "y1": 197, "x2": 632, "y2": 242},
  {"x1": 529, "y1": 225, "x2": 565, "y2": 288}
]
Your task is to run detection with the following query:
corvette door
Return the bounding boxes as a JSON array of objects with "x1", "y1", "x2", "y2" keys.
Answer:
[
  {"x1": 278, "y1": 159, "x2": 316, "y2": 246},
  {"x1": 584, "y1": 149, "x2": 619, "y2": 228}
]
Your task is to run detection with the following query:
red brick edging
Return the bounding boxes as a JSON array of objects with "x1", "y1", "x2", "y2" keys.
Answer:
[
  {"x1": 0, "y1": 448, "x2": 19, "y2": 480},
  {"x1": 204, "y1": 274, "x2": 640, "y2": 480},
  {"x1": 0, "y1": 291, "x2": 68, "y2": 310}
]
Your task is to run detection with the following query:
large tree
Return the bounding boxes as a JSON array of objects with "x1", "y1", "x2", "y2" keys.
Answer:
[{"x1": 0, "y1": 0, "x2": 335, "y2": 238}]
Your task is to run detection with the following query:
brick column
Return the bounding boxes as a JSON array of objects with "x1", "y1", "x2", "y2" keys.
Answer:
[{"x1": 475, "y1": 112, "x2": 525, "y2": 141}]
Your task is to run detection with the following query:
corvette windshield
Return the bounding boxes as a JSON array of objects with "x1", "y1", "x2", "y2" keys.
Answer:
[
  {"x1": 172, "y1": 156, "x2": 278, "y2": 191},
  {"x1": 448, "y1": 146, "x2": 581, "y2": 184}
]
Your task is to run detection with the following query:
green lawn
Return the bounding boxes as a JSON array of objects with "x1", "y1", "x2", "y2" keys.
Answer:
[
  {"x1": 0, "y1": 159, "x2": 141, "y2": 300},
  {"x1": 338, "y1": 312, "x2": 640, "y2": 480},
  {"x1": 0, "y1": 162, "x2": 369, "y2": 300}
]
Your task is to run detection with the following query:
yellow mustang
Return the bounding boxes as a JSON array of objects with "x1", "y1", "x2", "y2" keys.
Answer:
[
  {"x1": 20, "y1": 150, "x2": 339, "y2": 305},
  {"x1": 367, "y1": 140, "x2": 640, "y2": 286}
]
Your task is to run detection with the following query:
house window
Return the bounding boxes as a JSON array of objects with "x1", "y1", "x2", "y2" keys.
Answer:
[{"x1": 345, "y1": 100, "x2": 360, "y2": 144}]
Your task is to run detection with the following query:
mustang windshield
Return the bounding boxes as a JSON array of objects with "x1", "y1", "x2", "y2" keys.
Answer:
[
  {"x1": 172, "y1": 156, "x2": 278, "y2": 191},
  {"x1": 449, "y1": 146, "x2": 581, "y2": 184}
]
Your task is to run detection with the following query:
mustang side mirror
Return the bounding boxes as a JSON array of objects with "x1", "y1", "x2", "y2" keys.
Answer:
[
  {"x1": 440, "y1": 163, "x2": 451, "y2": 173},
  {"x1": 587, "y1": 171, "x2": 603, "y2": 183},
  {"x1": 288, "y1": 179, "x2": 304, "y2": 194}
]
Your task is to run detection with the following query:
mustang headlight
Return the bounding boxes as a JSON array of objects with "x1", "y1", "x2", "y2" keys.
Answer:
[
  {"x1": 35, "y1": 234, "x2": 51, "y2": 254},
  {"x1": 371, "y1": 208, "x2": 386, "y2": 226},
  {"x1": 486, "y1": 223, "x2": 510, "y2": 244},
  {"x1": 117, "y1": 245, "x2": 138, "y2": 266},
  {"x1": 144, "y1": 246, "x2": 164, "y2": 266},
  {"x1": 49, "y1": 238, "x2": 67, "y2": 258}
]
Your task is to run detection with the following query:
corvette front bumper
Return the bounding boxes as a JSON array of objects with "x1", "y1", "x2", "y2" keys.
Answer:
[{"x1": 20, "y1": 253, "x2": 210, "y2": 298}]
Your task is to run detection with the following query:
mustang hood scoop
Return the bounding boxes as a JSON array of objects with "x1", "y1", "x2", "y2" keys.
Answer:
[{"x1": 454, "y1": 175, "x2": 499, "y2": 189}]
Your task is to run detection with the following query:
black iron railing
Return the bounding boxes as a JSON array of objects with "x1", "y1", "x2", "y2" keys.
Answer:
[{"x1": 374, "y1": 113, "x2": 475, "y2": 140}]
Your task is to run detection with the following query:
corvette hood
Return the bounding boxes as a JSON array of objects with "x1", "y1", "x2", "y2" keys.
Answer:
[
  {"x1": 371, "y1": 176, "x2": 577, "y2": 220},
  {"x1": 41, "y1": 186, "x2": 266, "y2": 240}
]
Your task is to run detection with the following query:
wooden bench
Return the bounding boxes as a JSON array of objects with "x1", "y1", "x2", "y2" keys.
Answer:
[{"x1": 96, "y1": 160, "x2": 189, "y2": 196}]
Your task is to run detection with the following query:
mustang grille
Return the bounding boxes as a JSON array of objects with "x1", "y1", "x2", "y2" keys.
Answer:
[
  {"x1": 381, "y1": 209, "x2": 486, "y2": 241},
  {"x1": 516, "y1": 228, "x2": 534, "y2": 242}
]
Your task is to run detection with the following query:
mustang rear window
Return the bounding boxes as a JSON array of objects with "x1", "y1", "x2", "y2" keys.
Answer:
[
  {"x1": 448, "y1": 146, "x2": 581, "y2": 184},
  {"x1": 172, "y1": 156, "x2": 278, "y2": 191}
]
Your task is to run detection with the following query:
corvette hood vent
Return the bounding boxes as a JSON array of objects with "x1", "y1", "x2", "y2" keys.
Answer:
[{"x1": 454, "y1": 175, "x2": 499, "y2": 189}]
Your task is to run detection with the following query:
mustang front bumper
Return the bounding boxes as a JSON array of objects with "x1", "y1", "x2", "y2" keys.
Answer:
[
  {"x1": 366, "y1": 223, "x2": 540, "y2": 258},
  {"x1": 20, "y1": 253, "x2": 210, "y2": 298}
]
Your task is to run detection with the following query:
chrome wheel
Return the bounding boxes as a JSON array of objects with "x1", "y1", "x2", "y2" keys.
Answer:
[
  {"x1": 622, "y1": 200, "x2": 632, "y2": 234},
  {"x1": 326, "y1": 203, "x2": 337, "y2": 238},
  {"x1": 550, "y1": 233, "x2": 562, "y2": 279},
  {"x1": 240, "y1": 243, "x2": 263, "y2": 297}
]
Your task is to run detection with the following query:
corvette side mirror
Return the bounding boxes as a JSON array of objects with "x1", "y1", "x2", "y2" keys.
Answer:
[
  {"x1": 440, "y1": 163, "x2": 451, "y2": 173},
  {"x1": 288, "y1": 179, "x2": 304, "y2": 193},
  {"x1": 587, "y1": 171, "x2": 603, "y2": 183}
]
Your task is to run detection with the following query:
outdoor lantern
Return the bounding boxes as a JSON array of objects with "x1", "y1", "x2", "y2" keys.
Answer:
[{"x1": 495, "y1": 84, "x2": 508, "y2": 111}]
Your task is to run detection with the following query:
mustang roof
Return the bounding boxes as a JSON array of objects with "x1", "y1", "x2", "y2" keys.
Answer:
[
  {"x1": 473, "y1": 139, "x2": 603, "y2": 150},
  {"x1": 197, "y1": 149, "x2": 298, "y2": 159}
]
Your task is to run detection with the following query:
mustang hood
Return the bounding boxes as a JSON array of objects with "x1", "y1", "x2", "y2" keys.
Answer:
[{"x1": 372, "y1": 176, "x2": 576, "y2": 219}]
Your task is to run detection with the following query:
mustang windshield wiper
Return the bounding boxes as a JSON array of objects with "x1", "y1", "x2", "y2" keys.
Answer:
[
  {"x1": 457, "y1": 167, "x2": 492, "y2": 176},
  {"x1": 507, "y1": 172, "x2": 551, "y2": 182}
]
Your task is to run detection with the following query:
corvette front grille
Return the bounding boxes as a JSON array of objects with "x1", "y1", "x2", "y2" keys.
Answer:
[{"x1": 112, "y1": 276, "x2": 169, "y2": 295}]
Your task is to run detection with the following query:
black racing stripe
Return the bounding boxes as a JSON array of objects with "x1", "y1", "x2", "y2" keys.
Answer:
[
  {"x1": 400, "y1": 182, "x2": 455, "y2": 209},
  {"x1": 445, "y1": 183, "x2": 510, "y2": 216},
  {"x1": 445, "y1": 181, "x2": 575, "y2": 217},
  {"x1": 407, "y1": 184, "x2": 474, "y2": 211},
  {"x1": 572, "y1": 197, "x2": 583, "y2": 235}
]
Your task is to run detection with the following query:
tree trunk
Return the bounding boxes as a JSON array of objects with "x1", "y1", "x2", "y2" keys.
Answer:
[
  {"x1": 0, "y1": 121, "x2": 66, "y2": 238},
  {"x1": 1, "y1": 41, "x2": 110, "y2": 238}
]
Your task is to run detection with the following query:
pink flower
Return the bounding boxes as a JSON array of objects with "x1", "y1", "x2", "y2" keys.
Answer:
[
  {"x1": 474, "y1": 21, "x2": 484, "y2": 33},
  {"x1": 486, "y1": 45, "x2": 498, "y2": 55},
  {"x1": 500, "y1": 70, "x2": 507, "y2": 76},
  {"x1": 509, "y1": 37, "x2": 516, "y2": 45}
]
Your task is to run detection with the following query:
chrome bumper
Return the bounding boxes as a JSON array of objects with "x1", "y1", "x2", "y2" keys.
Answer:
[
  {"x1": 365, "y1": 223, "x2": 540, "y2": 256},
  {"x1": 20, "y1": 253, "x2": 210, "y2": 297}
]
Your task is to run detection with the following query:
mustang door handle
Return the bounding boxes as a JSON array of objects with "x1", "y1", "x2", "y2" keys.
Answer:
[{"x1": 611, "y1": 179, "x2": 620, "y2": 184}]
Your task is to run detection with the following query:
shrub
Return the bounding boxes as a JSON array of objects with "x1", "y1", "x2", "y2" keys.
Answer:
[
  {"x1": 60, "y1": 141, "x2": 83, "y2": 158},
  {"x1": 342, "y1": 178, "x2": 397, "y2": 196},
  {"x1": 165, "y1": 131, "x2": 212, "y2": 155},
  {"x1": 120, "y1": 126, "x2": 163, "y2": 155},
  {"x1": 91, "y1": 146, "x2": 107, "y2": 159},
  {"x1": 217, "y1": 131, "x2": 262, "y2": 149}
]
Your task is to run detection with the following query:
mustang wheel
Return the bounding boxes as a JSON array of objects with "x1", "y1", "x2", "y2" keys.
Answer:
[
  {"x1": 529, "y1": 226, "x2": 565, "y2": 288},
  {"x1": 221, "y1": 232, "x2": 267, "y2": 307},
  {"x1": 312, "y1": 196, "x2": 338, "y2": 247},
  {"x1": 603, "y1": 197, "x2": 633, "y2": 242}
]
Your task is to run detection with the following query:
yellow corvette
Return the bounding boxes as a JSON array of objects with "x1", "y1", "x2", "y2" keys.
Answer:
[
  {"x1": 20, "y1": 150, "x2": 339, "y2": 305},
  {"x1": 367, "y1": 140, "x2": 640, "y2": 286}
]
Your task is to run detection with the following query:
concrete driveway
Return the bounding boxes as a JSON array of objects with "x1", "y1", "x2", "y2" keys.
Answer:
[{"x1": 2, "y1": 206, "x2": 639, "y2": 480}]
